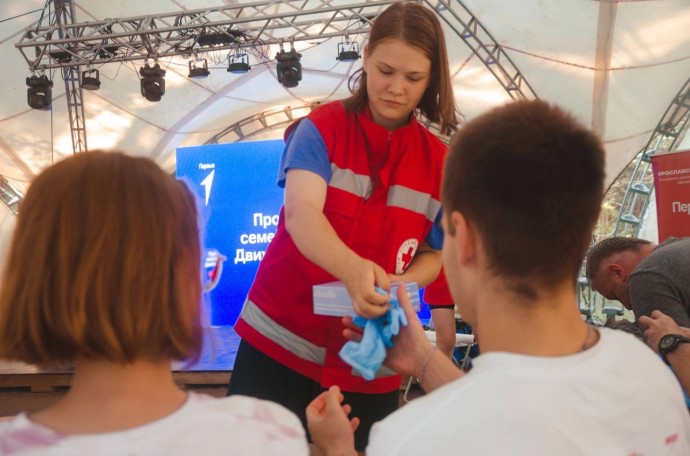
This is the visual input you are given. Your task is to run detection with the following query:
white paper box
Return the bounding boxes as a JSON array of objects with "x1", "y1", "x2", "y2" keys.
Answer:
[{"x1": 313, "y1": 281, "x2": 420, "y2": 317}]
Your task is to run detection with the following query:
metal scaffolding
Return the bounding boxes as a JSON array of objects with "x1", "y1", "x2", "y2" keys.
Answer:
[
  {"x1": 205, "y1": 104, "x2": 320, "y2": 144},
  {"x1": 16, "y1": 0, "x2": 395, "y2": 71},
  {"x1": 10, "y1": 0, "x2": 540, "y2": 212},
  {"x1": 0, "y1": 177, "x2": 23, "y2": 216},
  {"x1": 15, "y1": 0, "x2": 536, "y2": 102},
  {"x1": 424, "y1": 0, "x2": 537, "y2": 101},
  {"x1": 54, "y1": 0, "x2": 88, "y2": 154}
]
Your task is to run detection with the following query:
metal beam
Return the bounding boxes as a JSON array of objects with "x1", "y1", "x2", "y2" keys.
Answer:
[
  {"x1": 205, "y1": 103, "x2": 320, "y2": 144},
  {"x1": 53, "y1": 0, "x2": 88, "y2": 153},
  {"x1": 426, "y1": 0, "x2": 538, "y2": 101},
  {"x1": 16, "y1": 0, "x2": 395, "y2": 71},
  {"x1": 0, "y1": 176, "x2": 23, "y2": 216}
]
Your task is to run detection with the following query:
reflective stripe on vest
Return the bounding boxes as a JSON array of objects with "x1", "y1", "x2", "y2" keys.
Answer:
[
  {"x1": 330, "y1": 164, "x2": 373, "y2": 199},
  {"x1": 331, "y1": 165, "x2": 440, "y2": 222},
  {"x1": 351, "y1": 364, "x2": 397, "y2": 379},
  {"x1": 242, "y1": 299, "x2": 326, "y2": 365},
  {"x1": 243, "y1": 299, "x2": 398, "y2": 380},
  {"x1": 388, "y1": 185, "x2": 441, "y2": 222}
]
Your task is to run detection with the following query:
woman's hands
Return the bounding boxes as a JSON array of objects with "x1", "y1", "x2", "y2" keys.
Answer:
[
  {"x1": 343, "y1": 285, "x2": 431, "y2": 377},
  {"x1": 343, "y1": 285, "x2": 464, "y2": 392},
  {"x1": 341, "y1": 256, "x2": 390, "y2": 319}
]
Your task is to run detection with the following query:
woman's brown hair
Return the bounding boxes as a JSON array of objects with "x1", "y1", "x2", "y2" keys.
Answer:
[
  {"x1": 0, "y1": 151, "x2": 203, "y2": 364},
  {"x1": 344, "y1": 1, "x2": 457, "y2": 135}
]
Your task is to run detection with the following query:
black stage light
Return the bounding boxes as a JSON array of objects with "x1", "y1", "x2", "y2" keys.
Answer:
[
  {"x1": 26, "y1": 75, "x2": 53, "y2": 110},
  {"x1": 139, "y1": 63, "x2": 166, "y2": 102},
  {"x1": 276, "y1": 45, "x2": 302, "y2": 89},
  {"x1": 98, "y1": 45, "x2": 121, "y2": 59},
  {"x1": 227, "y1": 53, "x2": 250, "y2": 74},
  {"x1": 188, "y1": 59, "x2": 210, "y2": 79},
  {"x1": 81, "y1": 69, "x2": 101, "y2": 90},
  {"x1": 48, "y1": 50, "x2": 72, "y2": 63},
  {"x1": 336, "y1": 42, "x2": 360, "y2": 62}
]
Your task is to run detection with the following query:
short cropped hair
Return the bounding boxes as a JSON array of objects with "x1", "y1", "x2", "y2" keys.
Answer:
[
  {"x1": 0, "y1": 151, "x2": 203, "y2": 365},
  {"x1": 442, "y1": 100, "x2": 605, "y2": 298},
  {"x1": 585, "y1": 237, "x2": 652, "y2": 281},
  {"x1": 345, "y1": 1, "x2": 457, "y2": 135}
]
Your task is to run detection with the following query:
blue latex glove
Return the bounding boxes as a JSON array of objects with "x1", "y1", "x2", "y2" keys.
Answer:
[{"x1": 339, "y1": 287, "x2": 408, "y2": 380}]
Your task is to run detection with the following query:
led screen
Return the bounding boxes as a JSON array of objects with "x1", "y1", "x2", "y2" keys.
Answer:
[{"x1": 176, "y1": 140, "x2": 284, "y2": 326}]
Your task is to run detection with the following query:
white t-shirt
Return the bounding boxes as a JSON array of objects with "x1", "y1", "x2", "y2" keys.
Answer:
[
  {"x1": 368, "y1": 328, "x2": 690, "y2": 455},
  {"x1": 0, "y1": 392, "x2": 308, "y2": 455}
]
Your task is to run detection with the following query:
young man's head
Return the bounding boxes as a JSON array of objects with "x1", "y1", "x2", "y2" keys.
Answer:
[
  {"x1": 441, "y1": 100, "x2": 605, "y2": 322},
  {"x1": 585, "y1": 237, "x2": 653, "y2": 309}
]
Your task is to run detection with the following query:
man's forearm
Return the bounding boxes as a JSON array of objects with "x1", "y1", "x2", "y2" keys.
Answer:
[{"x1": 417, "y1": 349, "x2": 464, "y2": 393}]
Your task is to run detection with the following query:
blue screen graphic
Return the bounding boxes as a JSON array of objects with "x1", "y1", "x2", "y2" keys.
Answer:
[
  {"x1": 176, "y1": 140, "x2": 431, "y2": 327},
  {"x1": 176, "y1": 140, "x2": 285, "y2": 326}
]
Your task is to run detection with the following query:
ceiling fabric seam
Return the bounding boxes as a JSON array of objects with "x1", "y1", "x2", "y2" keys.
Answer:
[
  {"x1": 0, "y1": 137, "x2": 35, "y2": 179},
  {"x1": 502, "y1": 45, "x2": 690, "y2": 71},
  {"x1": 88, "y1": 91, "x2": 167, "y2": 131},
  {"x1": 591, "y1": 1, "x2": 617, "y2": 137},
  {"x1": 149, "y1": 65, "x2": 268, "y2": 159}
]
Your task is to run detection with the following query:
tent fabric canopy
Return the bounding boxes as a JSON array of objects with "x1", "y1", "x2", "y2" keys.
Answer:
[{"x1": 0, "y1": 0, "x2": 689, "y2": 254}]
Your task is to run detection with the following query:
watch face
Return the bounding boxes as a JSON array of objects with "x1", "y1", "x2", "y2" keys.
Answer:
[{"x1": 660, "y1": 334, "x2": 676, "y2": 351}]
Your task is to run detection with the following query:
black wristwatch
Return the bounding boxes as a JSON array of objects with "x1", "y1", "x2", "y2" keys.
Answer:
[{"x1": 659, "y1": 333, "x2": 690, "y2": 364}]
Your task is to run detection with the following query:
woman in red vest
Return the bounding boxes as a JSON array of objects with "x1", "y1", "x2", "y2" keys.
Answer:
[{"x1": 229, "y1": 2, "x2": 457, "y2": 450}]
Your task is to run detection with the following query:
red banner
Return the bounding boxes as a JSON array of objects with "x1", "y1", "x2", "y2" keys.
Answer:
[{"x1": 651, "y1": 149, "x2": 690, "y2": 241}]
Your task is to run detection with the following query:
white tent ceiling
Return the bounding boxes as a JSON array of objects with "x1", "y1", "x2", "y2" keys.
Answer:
[{"x1": 0, "y1": 0, "x2": 689, "y2": 247}]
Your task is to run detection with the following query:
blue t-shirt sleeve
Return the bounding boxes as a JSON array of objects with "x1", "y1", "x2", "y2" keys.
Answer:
[
  {"x1": 277, "y1": 118, "x2": 332, "y2": 188},
  {"x1": 425, "y1": 209, "x2": 444, "y2": 250}
]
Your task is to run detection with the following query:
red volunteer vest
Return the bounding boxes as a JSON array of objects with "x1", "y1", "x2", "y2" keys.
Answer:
[{"x1": 234, "y1": 101, "x2": 446, "y2": 393}]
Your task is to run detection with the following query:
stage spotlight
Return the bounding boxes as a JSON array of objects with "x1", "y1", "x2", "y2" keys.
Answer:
[
  {"x1": 227, "y1": 53, "x2": 250, "y2": 74},
  {"x1": 276, "y1": 43, "x2": 302, "y2": 88},
  {"x1": 188, "y1": 59, "x2": 210, "y2": 79},
  {"x1": 336, "y1": 42, "x2": 360, "y2": 62},
  {"x1": 26, "y1": 75, "x2": 53, "y2": 110},
  {"x1": 98, "y1": 44, "x2": 121, "y2": 59},
  {"x1": 48, "y1": 50, "x2": 72, "y2": 63},
  {"x1": 81, "y1": 69, "x2": 101, "y2": 90},
  {"x1": 139, "y1": 63, "x2": 166, "y2": 102}
]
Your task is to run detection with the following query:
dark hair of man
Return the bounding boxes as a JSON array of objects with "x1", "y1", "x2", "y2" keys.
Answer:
[
  {"x1": 343, "y1": 1, "x2": 457, "y2": 136},
  {"x1": 585, "y1": 237, "x2": 652, "y2": 281},
  {"x1": 442, "y1": 99, "x2": 605, "y2": 298}
]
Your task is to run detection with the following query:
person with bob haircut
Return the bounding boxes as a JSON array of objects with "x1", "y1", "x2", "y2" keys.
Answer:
[
  {"x1": 228, "y1": 1, "x2": 457, "y2": 450},
  {"x1": 0, "y1": 151, "x2": 309, "y2": 455},
  {"x1": 306, "y1": 100, "x2": 690, "y2": 455}
]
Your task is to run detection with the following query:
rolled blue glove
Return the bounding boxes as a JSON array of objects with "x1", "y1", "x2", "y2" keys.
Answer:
[
  {"x1": 339, "y1": 319, "x2": 387, "y2": 380},
  {"x1": 339, "y1": 287, "x2": 408, "y2": 380}
]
